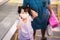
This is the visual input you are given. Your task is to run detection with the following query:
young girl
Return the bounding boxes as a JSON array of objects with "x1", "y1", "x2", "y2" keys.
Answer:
[
  {"x1": 17, "y1": 4, "x2": 38, "y2": 40},
  {"x1": 17, "y1": 6, "x2": 34, "y2": 40}
]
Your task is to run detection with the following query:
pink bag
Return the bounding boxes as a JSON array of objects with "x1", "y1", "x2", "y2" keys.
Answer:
[{"x1": 49, "y1": 10, "x2": 59, "y2": 28}]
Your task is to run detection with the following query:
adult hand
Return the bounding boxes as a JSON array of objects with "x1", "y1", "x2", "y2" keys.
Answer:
[
  {"x1": 31, "y1": 10, "x2": 38, "y2": 19},
  {"x1": 50, "y1": 13, "x2": 52, "y2": 17}
]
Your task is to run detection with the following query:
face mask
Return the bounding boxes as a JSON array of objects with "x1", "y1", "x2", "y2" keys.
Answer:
[{"x1": 20, "y1": 13, "x2": 29, "y2": 19}]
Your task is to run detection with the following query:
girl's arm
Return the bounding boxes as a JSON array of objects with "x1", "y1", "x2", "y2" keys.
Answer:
[
  {"x1": 17, "y1": 17, "x2": 21, "y2": 31},
  {"x1": 17, "y1": 21, "x2": 21, "y2": 31}
]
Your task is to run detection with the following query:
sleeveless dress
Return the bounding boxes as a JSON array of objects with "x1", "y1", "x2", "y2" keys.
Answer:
[
  {"x1": 18, "y1": 15, "x2": 33, "y2": 40},
  {"x1": 23, "y1": 0, "x2": 50, "y2": 30}
]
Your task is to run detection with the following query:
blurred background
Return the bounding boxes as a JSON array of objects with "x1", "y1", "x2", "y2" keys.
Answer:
[{"x1": 0, "y1": 0, "x2": 60, "y2": 40}]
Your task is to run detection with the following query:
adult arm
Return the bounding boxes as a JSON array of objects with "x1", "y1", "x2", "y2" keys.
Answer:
[{"x1": 48, "y1": 0, "x2": 52, "y2": 17}]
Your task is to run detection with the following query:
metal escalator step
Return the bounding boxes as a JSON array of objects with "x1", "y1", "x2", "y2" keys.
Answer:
[
  {"x1": 47, "y1": 25, "x2": 60, "y2": 37},
  {"x1": 36, "y1": 36, "x2": 60, "y2": 40},
  {"x1": 48, "y1": 38, "x2": 60, "y2": 40},
  {"x1": 0, "y1": 3, "x2": 18, "y2": 40}
]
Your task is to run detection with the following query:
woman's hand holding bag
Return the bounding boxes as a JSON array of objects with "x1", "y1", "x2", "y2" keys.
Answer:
[{"x1": 49, "y1": 10, "x2": 59, "y2": 28}]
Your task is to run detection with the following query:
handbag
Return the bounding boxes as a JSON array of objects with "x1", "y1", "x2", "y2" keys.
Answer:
[{"x1": 49, "y1": 10, "x2": 59, "y2": 28}]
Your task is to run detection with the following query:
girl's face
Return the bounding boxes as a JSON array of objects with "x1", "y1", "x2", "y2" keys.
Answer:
[
  {"x1": 21, "y1": 9, "x2": 28, "y2": 14},
  {"x1": 21, "y1": 9, "x2": 24, "y2": 14},
  {"x1": 24, "y1": 9, "x2": 28, "y2": 14},
  {"x1": 20, "y1": 9, "x2": 29, "y2": 19}
]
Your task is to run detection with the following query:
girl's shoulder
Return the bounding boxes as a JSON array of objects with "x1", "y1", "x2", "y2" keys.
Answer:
[{"x1": 28, "y1": 15, "x2": 33, "y2": 22}]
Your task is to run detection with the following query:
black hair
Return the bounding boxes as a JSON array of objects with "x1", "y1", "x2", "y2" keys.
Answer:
[
  {"x1": 24, "y1": 4, "x2": 31, "y2": 14},
  {"x1": 18, "y1": 6, "x2": 24, "y2": 14},
  {"x1": 17, "y1": 5, "x2": 31, "y2": 14},
  {"x1": 24, "y1": 6, "x2": 29, "y2": 12}
]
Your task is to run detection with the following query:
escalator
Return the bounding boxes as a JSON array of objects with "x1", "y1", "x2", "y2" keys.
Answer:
[
  {"x1": 0, "y1": 0, "x2": 60, "y2": 40},
  {"x1": 0, "y1": 0, "x2": 19, "y2": 40}
]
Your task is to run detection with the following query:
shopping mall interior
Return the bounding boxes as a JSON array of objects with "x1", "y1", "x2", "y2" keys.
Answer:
[{"x1": 0, "y1": 0, "x2": 60, "y2": 40}]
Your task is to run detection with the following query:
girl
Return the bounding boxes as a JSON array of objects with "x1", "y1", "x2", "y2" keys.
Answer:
[{"x1": 17, "y1": 6, "x2": 38, "y2": 40}]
